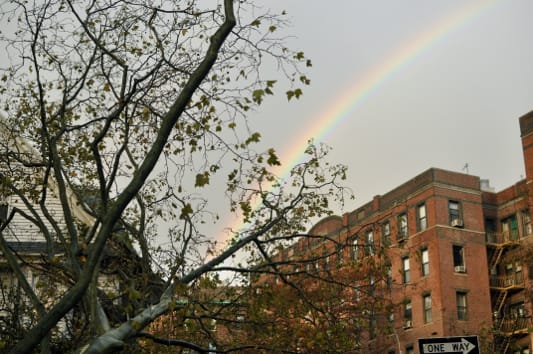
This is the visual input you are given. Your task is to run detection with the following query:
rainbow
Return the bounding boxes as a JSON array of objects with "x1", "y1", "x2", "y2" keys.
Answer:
[{"x1": 217, "y1": 0, "x2": 504, "y2": 246}]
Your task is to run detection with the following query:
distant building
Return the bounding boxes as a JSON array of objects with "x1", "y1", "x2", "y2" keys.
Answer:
[{"x1": 266, "y1": 111, "x2": 533, "y2": 353}]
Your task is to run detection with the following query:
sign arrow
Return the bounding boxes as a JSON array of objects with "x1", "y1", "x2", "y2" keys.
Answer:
[{"x1": 422, "y1": 338, "x2": 476, "y2": 354}]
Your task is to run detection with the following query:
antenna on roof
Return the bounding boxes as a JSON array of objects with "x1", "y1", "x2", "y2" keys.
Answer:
[{"x1": 462, "y1": 163, "x2": 469, "y2": 174}]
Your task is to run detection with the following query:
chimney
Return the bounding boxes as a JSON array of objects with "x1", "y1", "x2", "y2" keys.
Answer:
[{"x1": 373, "y1": 195, "x2": 381, "y2": 212}]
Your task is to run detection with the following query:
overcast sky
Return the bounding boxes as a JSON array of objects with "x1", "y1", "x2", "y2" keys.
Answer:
[
  {"x1": 217, "y1": 0, "x2": 533, "y2": 237},
  {"x1": 2, "y1": 1, "x2": 532, "y2": 245}
]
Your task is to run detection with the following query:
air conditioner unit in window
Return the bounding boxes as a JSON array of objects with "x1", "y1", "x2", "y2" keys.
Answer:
[
  {"x1": 451, "y1": 219, "x2": 464, "y2": 228},
  {"x1": 454, "y1": 265, "x2": 466, "y2": 273},
  {"x1": 403, "y1": 320, "x2": 413, "y2": 329}
]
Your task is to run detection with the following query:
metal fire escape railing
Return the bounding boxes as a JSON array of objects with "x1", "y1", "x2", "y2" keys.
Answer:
[
  {"x1": 486, "y1": 231, "x2": 521, "y2": 274},
  {"x1": 486, "y1": 231, "x2": 520, "y2": 269},
  {"x1": 494, "y1": 291, "x2": 508, "y2": 319},
  {"x1": 486, "y1": 230, "x2": 530, "y2": 354},
  {"x1": 495, "y1": 316, "x2": 532, "y2": 353}
]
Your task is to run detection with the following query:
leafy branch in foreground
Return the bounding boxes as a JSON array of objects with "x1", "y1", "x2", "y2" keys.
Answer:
[{"x1": 0, "y1": 0, "x2": 371, "y2": 353}]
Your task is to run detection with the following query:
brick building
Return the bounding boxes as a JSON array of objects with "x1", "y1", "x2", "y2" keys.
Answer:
[{"x1": 269, "y1": 111, "x2": 533, "y2": 353}]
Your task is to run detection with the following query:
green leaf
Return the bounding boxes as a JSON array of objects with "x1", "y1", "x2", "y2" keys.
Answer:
[
  {"x1": 267, "y1": 148, "x2": 280, "y2": 166},
  {"x1": 252, "y1": 89, "x2": 265, "y2": 104},
  {"x1": 240, "y1": 201, "x2": 252, "y2": 219},
  {"x1": 180, "y1": 204, "x2": 194, "y2": 219},
  {"x1": 245, "y1": 132, "x2": 261, "y2": 145},
  {"x1": 286, "y1": 90, "x2": 295, "y2": 101},
  {"x1": 286, "y1": 88, "x2": 302, "y2": 101},
  {"x1": 300, "y1": 75, "x2": 311, "y2": 85},
  {"x1": 195, "y1": 172, "x2": 210, "y2": 187}
]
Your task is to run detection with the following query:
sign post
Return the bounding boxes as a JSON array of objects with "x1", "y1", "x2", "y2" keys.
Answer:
[{"x1": 418, "y1": 336, "x2": 479, "y2": 354}]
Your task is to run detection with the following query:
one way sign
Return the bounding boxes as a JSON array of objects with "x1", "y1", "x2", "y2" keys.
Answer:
[{"x1": 418, "y1": 336, "x2": 479, "y2": 354}]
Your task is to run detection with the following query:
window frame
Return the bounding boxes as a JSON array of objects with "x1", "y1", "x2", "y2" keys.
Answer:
[
  {"x1": 336, "y1": 244, "x2": 344, "y2": 268},
  {"x1": 417, "y1": 203, "x2": 427, "y2": 231},
  {"x1": 402, "y1": 257, "x2": 410, "y2": 283},
  {"x1": 453, "y1": 245, "x2": 466, "y2": 273},
  {"x1": 421, "y1": 248, "x2": 429, "y2": 276},
  {"x1": 423, "y1": 293, "x2": 432, "y2": 323},
  {"x1": 382, "y1": 220, "x2": 391, "y2": 246},
  {"x1": 522, "y1": 209, "x2": 531, "y2": 237},
  {"x1": 352, "y1": 237, "x2": 359, "y2": 261},
  {"x1": 502, "y1": 214, "x2": 519, "y2": 240},
  {"x1": 509, "y1": 301, "x2": 526, "y2": 319},
  {"x1": 365, "y1": 229, "x2": 374, "y2": 256},
  {"x1": 456, "y1": 291, "x2": 468, "y2": 321},
  {"x1": 386, "y1": 264, "x2": 392, "y2": 289},
  {"x1": 448, "y1": 200, "x2": 462, "y2": 225},
  {"x1": 397, "y1": 212, "x2": 408, "y2": 239},
  {"x1": 404, "y1": 300, "x2": 412, "y2": 328}
]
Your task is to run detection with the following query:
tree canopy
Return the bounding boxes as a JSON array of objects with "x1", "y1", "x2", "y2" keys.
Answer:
[{"x1": 0, "y1": 1, "x2": 358, "y2": 353}]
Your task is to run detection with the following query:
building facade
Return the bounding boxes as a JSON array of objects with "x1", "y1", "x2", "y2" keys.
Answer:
[{"x1": 269, "y1": 111, "x2": 533, "y2": 353}]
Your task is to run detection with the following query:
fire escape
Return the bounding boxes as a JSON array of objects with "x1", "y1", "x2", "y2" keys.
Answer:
[{"x1": 486, "y1": 230, "x2": 530, "y2": 353}]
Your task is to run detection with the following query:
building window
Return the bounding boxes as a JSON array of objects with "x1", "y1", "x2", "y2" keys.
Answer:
[
  {"x1": 448, "y1": 200, "x2": 463, "y2": 226},
  {"x1": 505, "y1": 262, "x2": 523, "y2": 286},
  {"x1": 324, "y1": 254, "x2": 330, "y2": 270},
  {"x1": 456, "y1": 291, "x2": 467, "y2": 320},
  {"x1": 403, "y1": 300, "x2": 412, "y2": 328},
  {"x1": 417, "y1": 203, "x2": 427, "y2": 231},
  {"x1": 382, "y1": 221, "x2": 391, "y2": 246},
  {"x1": 421, "y1": 248, "x2": 429, "y2": 276},
  {"x1": 386, "y1": 264, "x2": 393, "y2": 289},
  {"x1": 406, "y1": 345, "x2": 414, "y2": 354},
  {"x1": 388, "y1": 310, "x2": 394, "y2": 327},
  {"x1": 235, "y1": 315, "x2": 245, "y2": 330},
  {"x1": 509, "y1": 302, "x2": 526, "y2": 319},
  {"x1": 336, "y1": 245, "x2": 344, "y2": 268},
  {"x1": 502, "y1": 214, "x2": 519, "y2": 240},
  {"x1": 398, "y1": 213, "x2": 408, "y2": 239},
  {"x1": 522, "y1": 210, "x2": 531, "y2": 236},
  {"x1": 352, "y1": 238, "x2": 359, "y2": 261},
  {"x1": 485, "y1": 218, "x2": 497, "y2": 242},
  {"x1": 423, "y1": 294, "x2": 432, "y2": 323},
  {"x1": 485, "y1": 218, "x2": 496, "y2": 232},
  {"x1": 402, "y1": 257, "x2": 410, "y2": 283},
  {"x1": 365, "y1": 230, "x2": 374, "y2": 256},
  {"x1": 453, "y1": 245, "x2": 466, "y2": 273}
]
